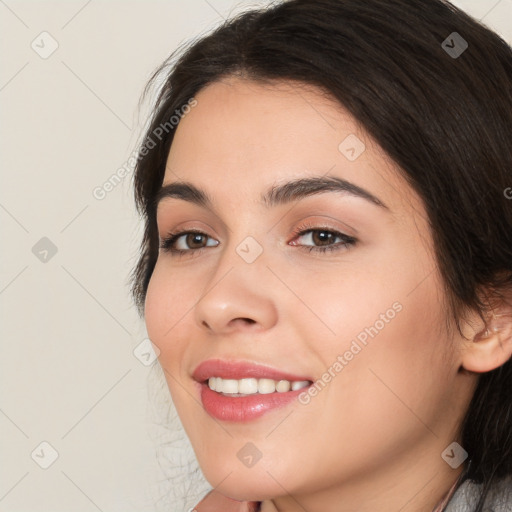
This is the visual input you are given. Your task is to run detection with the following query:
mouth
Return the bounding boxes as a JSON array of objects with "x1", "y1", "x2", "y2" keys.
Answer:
[
  {"x1": 205, "y1": 376, "x2": 311, "y2": 396},
  {"x1": 192, "y1": 359, "x2": 314, "y2": 422}
]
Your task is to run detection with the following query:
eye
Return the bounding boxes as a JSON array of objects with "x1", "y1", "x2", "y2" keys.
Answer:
[
  {"x1": 159, "y1": 225, "x2": 357, "y2": 257},
  {"x1": 289, "y1": 225, "x2": 357, "y2": 253},
  {"x1": 159, "y1": 230, "x2": 219, "y2": 255}
]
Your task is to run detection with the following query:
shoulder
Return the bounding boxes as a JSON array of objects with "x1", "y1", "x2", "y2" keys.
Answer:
[{"x1": 444, "y1": 475, "x2": 512, "y2": 512}]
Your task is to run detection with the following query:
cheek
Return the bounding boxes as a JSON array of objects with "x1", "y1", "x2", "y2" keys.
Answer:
[
  {"x1": 287, "y1": 248, "x2": 452, "y2": 437},
  {"x1": 267, "y1": 301, "x2": 452, "y2": 491},
  {"x1": 322, "y1": 277, "x2": 451, "y2": 435},
  {"x1": 144, "y1": 264, "x2": 200, "y2": 419},
  {"x1": 144, "y1": 262, "x2": 192, "y2": 367},
  {"x1": 300, "y1": 231, "x2": 445, "y2": 368},
  {"x1": 144, "y1": 265, "x2": 169, "y2": 346}
]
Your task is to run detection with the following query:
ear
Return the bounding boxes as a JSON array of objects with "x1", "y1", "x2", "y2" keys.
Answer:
[{"x1": 460, "y1": 297, "x2": 512, "y2": 373}]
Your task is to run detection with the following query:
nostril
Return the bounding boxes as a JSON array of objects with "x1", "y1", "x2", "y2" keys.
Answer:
[{"x1": 231, "y1": 317, "x2": 256, "y2": 326}]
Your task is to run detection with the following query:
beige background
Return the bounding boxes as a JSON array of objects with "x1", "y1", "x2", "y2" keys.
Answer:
[{"x1": 1, "y1": 1, "x2": 510, "y2": 511}]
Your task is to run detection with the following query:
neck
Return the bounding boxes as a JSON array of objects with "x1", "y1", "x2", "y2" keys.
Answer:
[{"x1": 260, "y1": 456, "x2": 465, "y2": 512}]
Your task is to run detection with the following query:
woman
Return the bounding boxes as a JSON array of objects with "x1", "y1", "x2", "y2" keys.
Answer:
[{"x1": 130, "y1": 0, "x2": 512, "y2": 510}]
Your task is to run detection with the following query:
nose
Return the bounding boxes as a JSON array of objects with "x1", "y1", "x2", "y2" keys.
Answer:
[{"x1": 193, "y1": 243, "x2": 278, "y2": 335}]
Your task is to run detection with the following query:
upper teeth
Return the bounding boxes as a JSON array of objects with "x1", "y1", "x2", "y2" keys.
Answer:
[{"x1": 208, "y1": 377, "x2": 310, "y2": 395}]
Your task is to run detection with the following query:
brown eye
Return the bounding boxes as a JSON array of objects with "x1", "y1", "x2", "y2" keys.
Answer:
[
  {"x1": 160, "y1": 230, "x2": 219, "y2": 254},
  {"x1": 311, "y1": 230, "x2": 337, "y2": 246},
  {"x1": 186, "y1": 233, "x2": 208, "y2": 249},
  {"x1": 290, "y1": 227, "x2": 357, "y2": 254}
]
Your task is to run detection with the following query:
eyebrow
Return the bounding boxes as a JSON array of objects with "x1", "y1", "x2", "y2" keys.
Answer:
[{"x1": 154, "y1": 176, "x2": 388, "y2": 211}]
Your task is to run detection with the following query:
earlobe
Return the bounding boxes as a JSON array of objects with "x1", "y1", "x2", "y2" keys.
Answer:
[{"x1": 461, "y1": 311, "x2": 512, "y2": 373}]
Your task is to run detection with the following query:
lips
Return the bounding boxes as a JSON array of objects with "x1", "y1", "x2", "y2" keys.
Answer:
[
  {"x1": 192, "y1": 359, "x2": 313, "y2": 383},
  {"x1": 192, "y1": 359, "x2": 314, "y2": 422}
]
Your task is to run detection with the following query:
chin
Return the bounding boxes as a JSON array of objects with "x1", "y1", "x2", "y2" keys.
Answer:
[{"x1": 201, "y1": 462, "x2": 291, "y2": 502}]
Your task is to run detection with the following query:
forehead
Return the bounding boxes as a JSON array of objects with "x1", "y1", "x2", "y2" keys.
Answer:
[{"x1": 162, "y1": 77, "x2": 422, "y2": 220}]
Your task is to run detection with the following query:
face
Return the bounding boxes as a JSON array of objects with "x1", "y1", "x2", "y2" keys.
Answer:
[{"x1": 145, "y1": 78, "x2": 473, "y2": 506}]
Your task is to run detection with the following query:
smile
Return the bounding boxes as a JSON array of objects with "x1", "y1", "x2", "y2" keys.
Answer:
[
  {"x1": 193, "y1": 359, "x2": 314, "y2": 422},
  {"x1": 208, "y1": 376, "x2": 310, "y2": 395}
]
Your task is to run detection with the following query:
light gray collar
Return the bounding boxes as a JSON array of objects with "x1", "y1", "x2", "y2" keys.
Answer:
[{"x1": 444, "y1": 476, "x2": 512, "y2": 511}]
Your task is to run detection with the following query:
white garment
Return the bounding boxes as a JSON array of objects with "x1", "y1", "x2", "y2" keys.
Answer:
[{"x1": 444, "y1": 476, "x2": 512, "y2": 512}]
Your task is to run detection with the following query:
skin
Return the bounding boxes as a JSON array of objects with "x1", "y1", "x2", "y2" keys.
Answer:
[{"x1": 144, "y1": 77, "x2": 511, "y2": 512}]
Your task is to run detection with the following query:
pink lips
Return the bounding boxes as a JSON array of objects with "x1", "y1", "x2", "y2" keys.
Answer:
[
  {"x1": 192, "y1": 359, "x2": 313, "y2": 423},
  {"x1": 192, "y1": 359, "x2": 312, "y2": 383}
]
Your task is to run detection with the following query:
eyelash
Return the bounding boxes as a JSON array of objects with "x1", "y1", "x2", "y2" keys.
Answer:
[{"x1": 159, "y1": 223, "x2": 357, "y2": 258}]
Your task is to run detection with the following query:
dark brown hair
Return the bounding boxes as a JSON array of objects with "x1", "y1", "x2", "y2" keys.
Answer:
[{"x1": 130, "y1": 1, "x2": 512, "y2": 509}]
